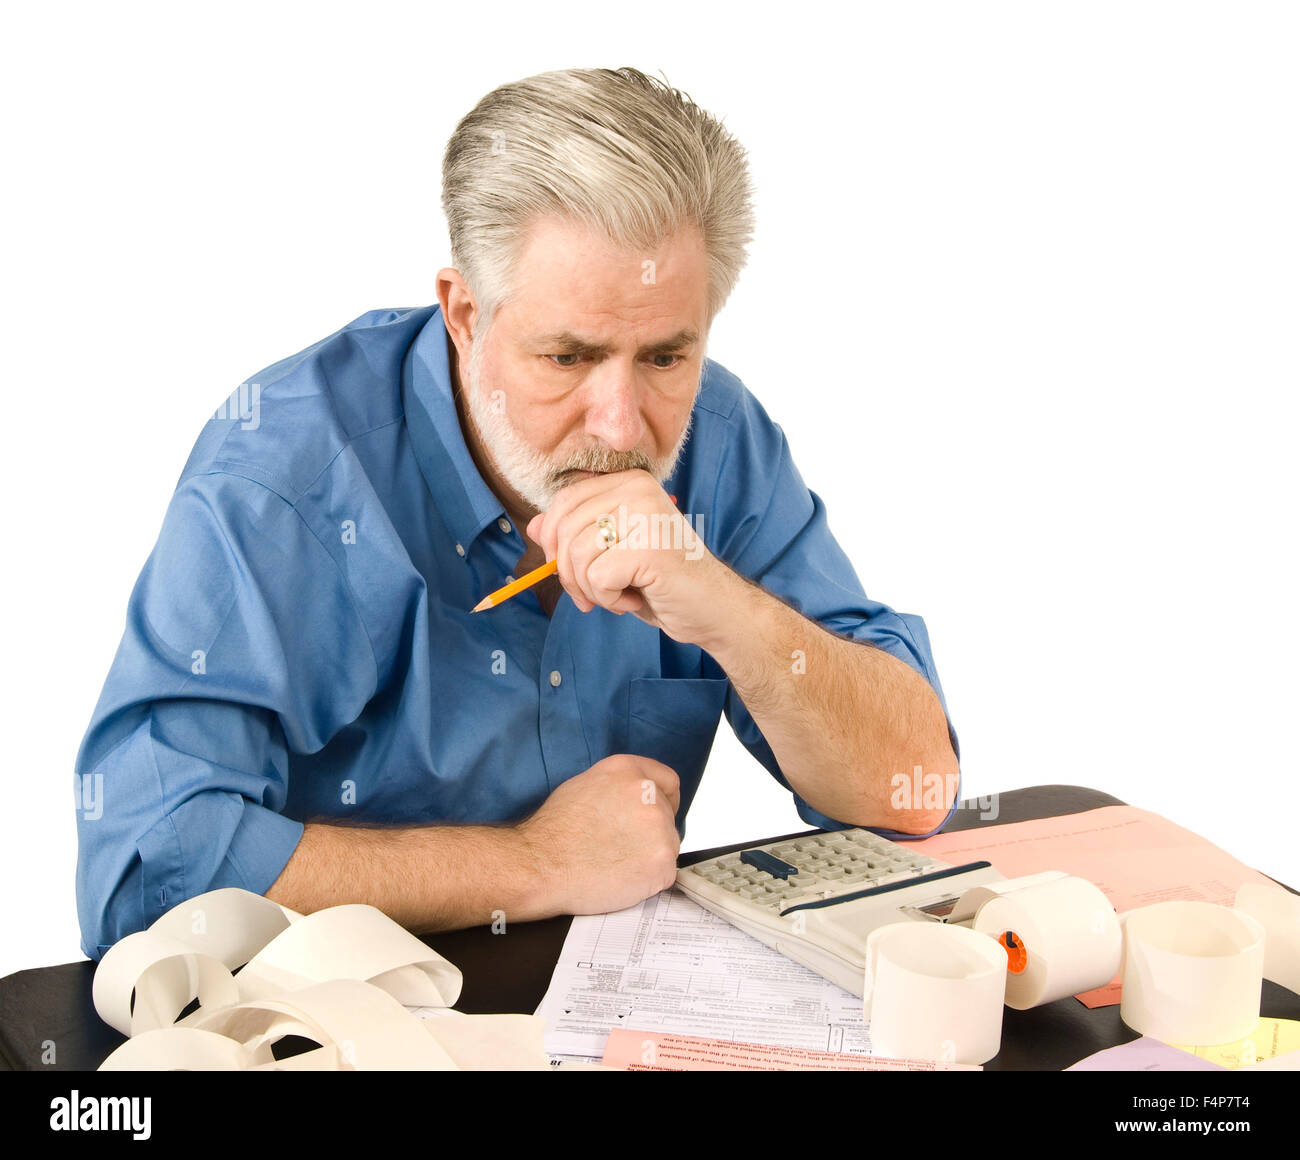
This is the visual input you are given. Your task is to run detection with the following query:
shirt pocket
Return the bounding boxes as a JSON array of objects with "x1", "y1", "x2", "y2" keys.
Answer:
[{"x1": 626, "y1": 677, "x2": 730, "y2": 824}]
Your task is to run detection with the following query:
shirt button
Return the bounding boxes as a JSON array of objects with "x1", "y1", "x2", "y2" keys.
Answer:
[
  {"x1": 497, "y1": 517, "x2": 512, "y2": 535},
  {"x1": 548, "y1": 670, "x2": 562, "y2": 688},
  {"x1": 454, "y1": 543, "x2": 466, "y2": 558}
]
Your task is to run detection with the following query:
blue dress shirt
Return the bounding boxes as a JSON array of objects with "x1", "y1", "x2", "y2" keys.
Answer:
[{"x1": 73, "y1": 304, "x2": 960, "y2": 959}]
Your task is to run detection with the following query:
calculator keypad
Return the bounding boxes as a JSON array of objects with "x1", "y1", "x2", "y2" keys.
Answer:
[{"x1": 683, "y1": 830, "x2": 945, "y2": 912}]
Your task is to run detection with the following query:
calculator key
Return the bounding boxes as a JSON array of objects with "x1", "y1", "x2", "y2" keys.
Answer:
[{"x1": 740, "y1": 849, "x2": 801, "y2": 880}]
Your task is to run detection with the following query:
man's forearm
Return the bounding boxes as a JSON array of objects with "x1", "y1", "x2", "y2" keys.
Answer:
[
  {"x1": 698, "y1": 565, "x2": 959, "y2": 831},
  {"x1": 264, "y1": 819, "x2": 556, "y2": 932}
]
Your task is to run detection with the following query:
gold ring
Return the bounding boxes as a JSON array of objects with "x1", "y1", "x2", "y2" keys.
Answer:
[{"x1": 595, "y1": 515, "x2": 618, "y2": 549}]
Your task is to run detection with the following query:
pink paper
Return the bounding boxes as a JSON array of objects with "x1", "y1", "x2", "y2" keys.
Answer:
[{"x1": 601, "y1": 1028, "x2": 980, "y2": 1071}]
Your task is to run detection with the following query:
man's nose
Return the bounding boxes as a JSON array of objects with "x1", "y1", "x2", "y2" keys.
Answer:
[{"x1": 583, "y1": 369, "x2": 646, "y2": 452}]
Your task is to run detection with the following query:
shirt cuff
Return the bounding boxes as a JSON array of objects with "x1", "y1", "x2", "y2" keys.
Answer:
[{"x1": 225, "y1": 799, "x2": 305, "y2": 895}]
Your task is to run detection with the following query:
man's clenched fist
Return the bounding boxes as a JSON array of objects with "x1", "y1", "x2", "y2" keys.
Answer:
[{"x1": 516, "y1": 753, "x2": 681, "y2": 915}]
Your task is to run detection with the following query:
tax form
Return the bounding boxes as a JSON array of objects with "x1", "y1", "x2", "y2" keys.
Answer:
[{"x1": 535, "y1": 886, "x2": 872, "y2": 1065}]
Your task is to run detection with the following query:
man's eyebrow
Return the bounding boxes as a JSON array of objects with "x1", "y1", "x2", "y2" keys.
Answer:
[{"x1": 529, "y1": 328, "x2": 699, "y2": 356}]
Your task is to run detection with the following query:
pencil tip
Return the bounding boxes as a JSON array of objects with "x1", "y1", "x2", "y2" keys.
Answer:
[{"x1": 471, "y1": 598, "x2": 490, "y2": 613}]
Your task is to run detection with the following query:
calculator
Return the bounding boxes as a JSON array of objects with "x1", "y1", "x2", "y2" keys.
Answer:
[{"x1": 675, "y1": 828, "x2": 1006, "y2": 996}]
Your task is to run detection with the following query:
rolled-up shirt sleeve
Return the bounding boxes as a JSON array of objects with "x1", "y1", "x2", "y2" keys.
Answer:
[
  {"x1": 704, "y1": 383, "x2": 961, "y2": 840},
  {"x1": 73, "y1": 471, "x2": 377, "y2": 959}
]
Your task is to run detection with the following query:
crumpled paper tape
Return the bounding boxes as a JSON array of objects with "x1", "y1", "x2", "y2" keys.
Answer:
[{"x1": 92, "y1": 887, "x2": 567, "y2": 1070}]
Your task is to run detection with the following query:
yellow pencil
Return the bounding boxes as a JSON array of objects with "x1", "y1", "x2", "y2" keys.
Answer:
[
  {"x1": 472, "y1": 558, "x2": 559, "y2": 613},
  {"x1": 472, "y1": 495, "x2": 676, "y2": 613}
]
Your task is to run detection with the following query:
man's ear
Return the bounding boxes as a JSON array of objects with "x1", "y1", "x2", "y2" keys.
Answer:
[{"x1": 436, "y1": 267, "x2": 478, "y2": 355}]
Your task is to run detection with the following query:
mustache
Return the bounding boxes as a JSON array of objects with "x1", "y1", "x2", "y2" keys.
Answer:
[{"x1": 547, "y1": 445, "x2": 655, "y2": 484}]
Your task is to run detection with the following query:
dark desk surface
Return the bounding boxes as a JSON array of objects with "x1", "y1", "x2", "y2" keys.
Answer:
[{"x1": 3, "y1": 785, "x2": 1296, "y2": 1071}]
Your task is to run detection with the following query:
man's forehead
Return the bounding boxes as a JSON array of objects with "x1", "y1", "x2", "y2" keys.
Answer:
[{"x1": 502, "y1": 217, "x2": 711, "y2": 334}]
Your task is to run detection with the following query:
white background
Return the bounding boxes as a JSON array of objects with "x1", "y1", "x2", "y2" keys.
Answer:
[{"x1": 2, "y1": 1, "x2": 1296, "y2": 979}]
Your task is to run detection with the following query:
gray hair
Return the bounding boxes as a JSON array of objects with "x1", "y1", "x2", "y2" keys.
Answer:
[{"x1": 441, "y1": 67, "x2": 756, "y2": 337}]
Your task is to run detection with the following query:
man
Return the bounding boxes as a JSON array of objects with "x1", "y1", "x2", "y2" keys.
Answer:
[{"x1": 73, "y1": 67, "x2": 960, "y2": 960}]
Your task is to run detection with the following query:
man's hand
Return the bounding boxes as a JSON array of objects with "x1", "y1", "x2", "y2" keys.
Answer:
[
  {"x1": 516, "y1": 753, "x2": 681, "y2": 915},
  {"x1": 523, "y1": 469, "x2": 732, "y2": 646}
]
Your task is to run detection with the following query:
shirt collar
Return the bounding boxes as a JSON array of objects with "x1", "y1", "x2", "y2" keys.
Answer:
[{"x1": 402, "y1": 305, "x2": 509, "y2": 551}]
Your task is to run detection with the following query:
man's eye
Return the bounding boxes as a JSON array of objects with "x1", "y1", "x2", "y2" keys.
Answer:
[
  {"x1": 546, "y1": 351, "x2": 595, "y2": 369},
  {"x1": 546, "y1": 353, "x2": 681, "y2": 369}
]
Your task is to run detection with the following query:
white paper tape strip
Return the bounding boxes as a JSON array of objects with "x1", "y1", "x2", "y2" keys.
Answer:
[
  {"x1": 99, "y1": 1027, "x2": 267, "y2": 1070},
  {"x1": 1119, "y1": 900, "x2": 1265, "y2": 1045},
  {"x1": 233, "y1": 904, "x2": 462, "y2": 1007},
  {"x1": 184, "y1": 978, "x2": 460, "y2": 1070},
  {"x1": 248, "y1": 1044, "x2": 344, "y2": 1070},
  {"x1": 421, "y1": 1013, "x2": 552, "y2": 1070},
  {"x1": 970, "y1": 875, "x2": 1122, "y2": 1009},
  {"x1": 93, "y1": 931, "x2": 239, "y2": 1037},
  {"x1": 148, "y1": 887, "x2": 297, "y2": 969}
]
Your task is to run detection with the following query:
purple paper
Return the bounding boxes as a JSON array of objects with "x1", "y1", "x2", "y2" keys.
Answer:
[{"x1": 1066, "y1": 1037, "x2": 1227, "y2": 1071}]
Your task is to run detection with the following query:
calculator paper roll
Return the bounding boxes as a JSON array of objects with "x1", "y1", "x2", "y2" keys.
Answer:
[
  {"x1": 863, "y1": 922, "x2": 1007, "y2": 1065},
  {"x1": 1119, "y1": 901, "x2": 1265, "y2": 1046},
  {"x1": 1234, "y1": 883, "x2": 1300, "y2": 995},
  {"x1": 970, "y1": 875, "x2": 1122, "y2": 1009}
]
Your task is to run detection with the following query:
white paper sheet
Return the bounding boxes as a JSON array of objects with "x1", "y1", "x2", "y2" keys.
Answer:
[{"x1": 535, "y1": 886, "x2": 873, "y2": 1064}]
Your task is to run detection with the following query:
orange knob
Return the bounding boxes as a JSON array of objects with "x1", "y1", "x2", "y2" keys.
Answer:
[{"x1": 999, "y1": 929, "x2": 1028, "y2": 974}]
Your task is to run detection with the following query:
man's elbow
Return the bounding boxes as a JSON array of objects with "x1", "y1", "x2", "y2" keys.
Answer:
[
  {"x1": 876, "y1": 743, "x2": 960, "y2": 834},
  {"x1": 881, "y1": 803, "x2": 954, "y2": 835},
  {"x1": 820, "y1": 778, "x2": 957, "y2": 834}
]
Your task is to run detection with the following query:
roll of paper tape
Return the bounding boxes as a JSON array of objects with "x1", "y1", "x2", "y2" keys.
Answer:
[
  {"x1": 1234, "y1": 883, "x2": 1300, "y2": 994},
  {"x1": 946, "y1": 871, "x2": 1069, "y2": 927},
  {"x1": 863, "y1": 922, "x2": 1007, "y2": 1065},
  {"x1": 1120, "y1": 901, "x2": 1265, "y2": 1045},
  {"x1": 971, "y1": 875, "x2": 1122, "y2": 1009}
]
